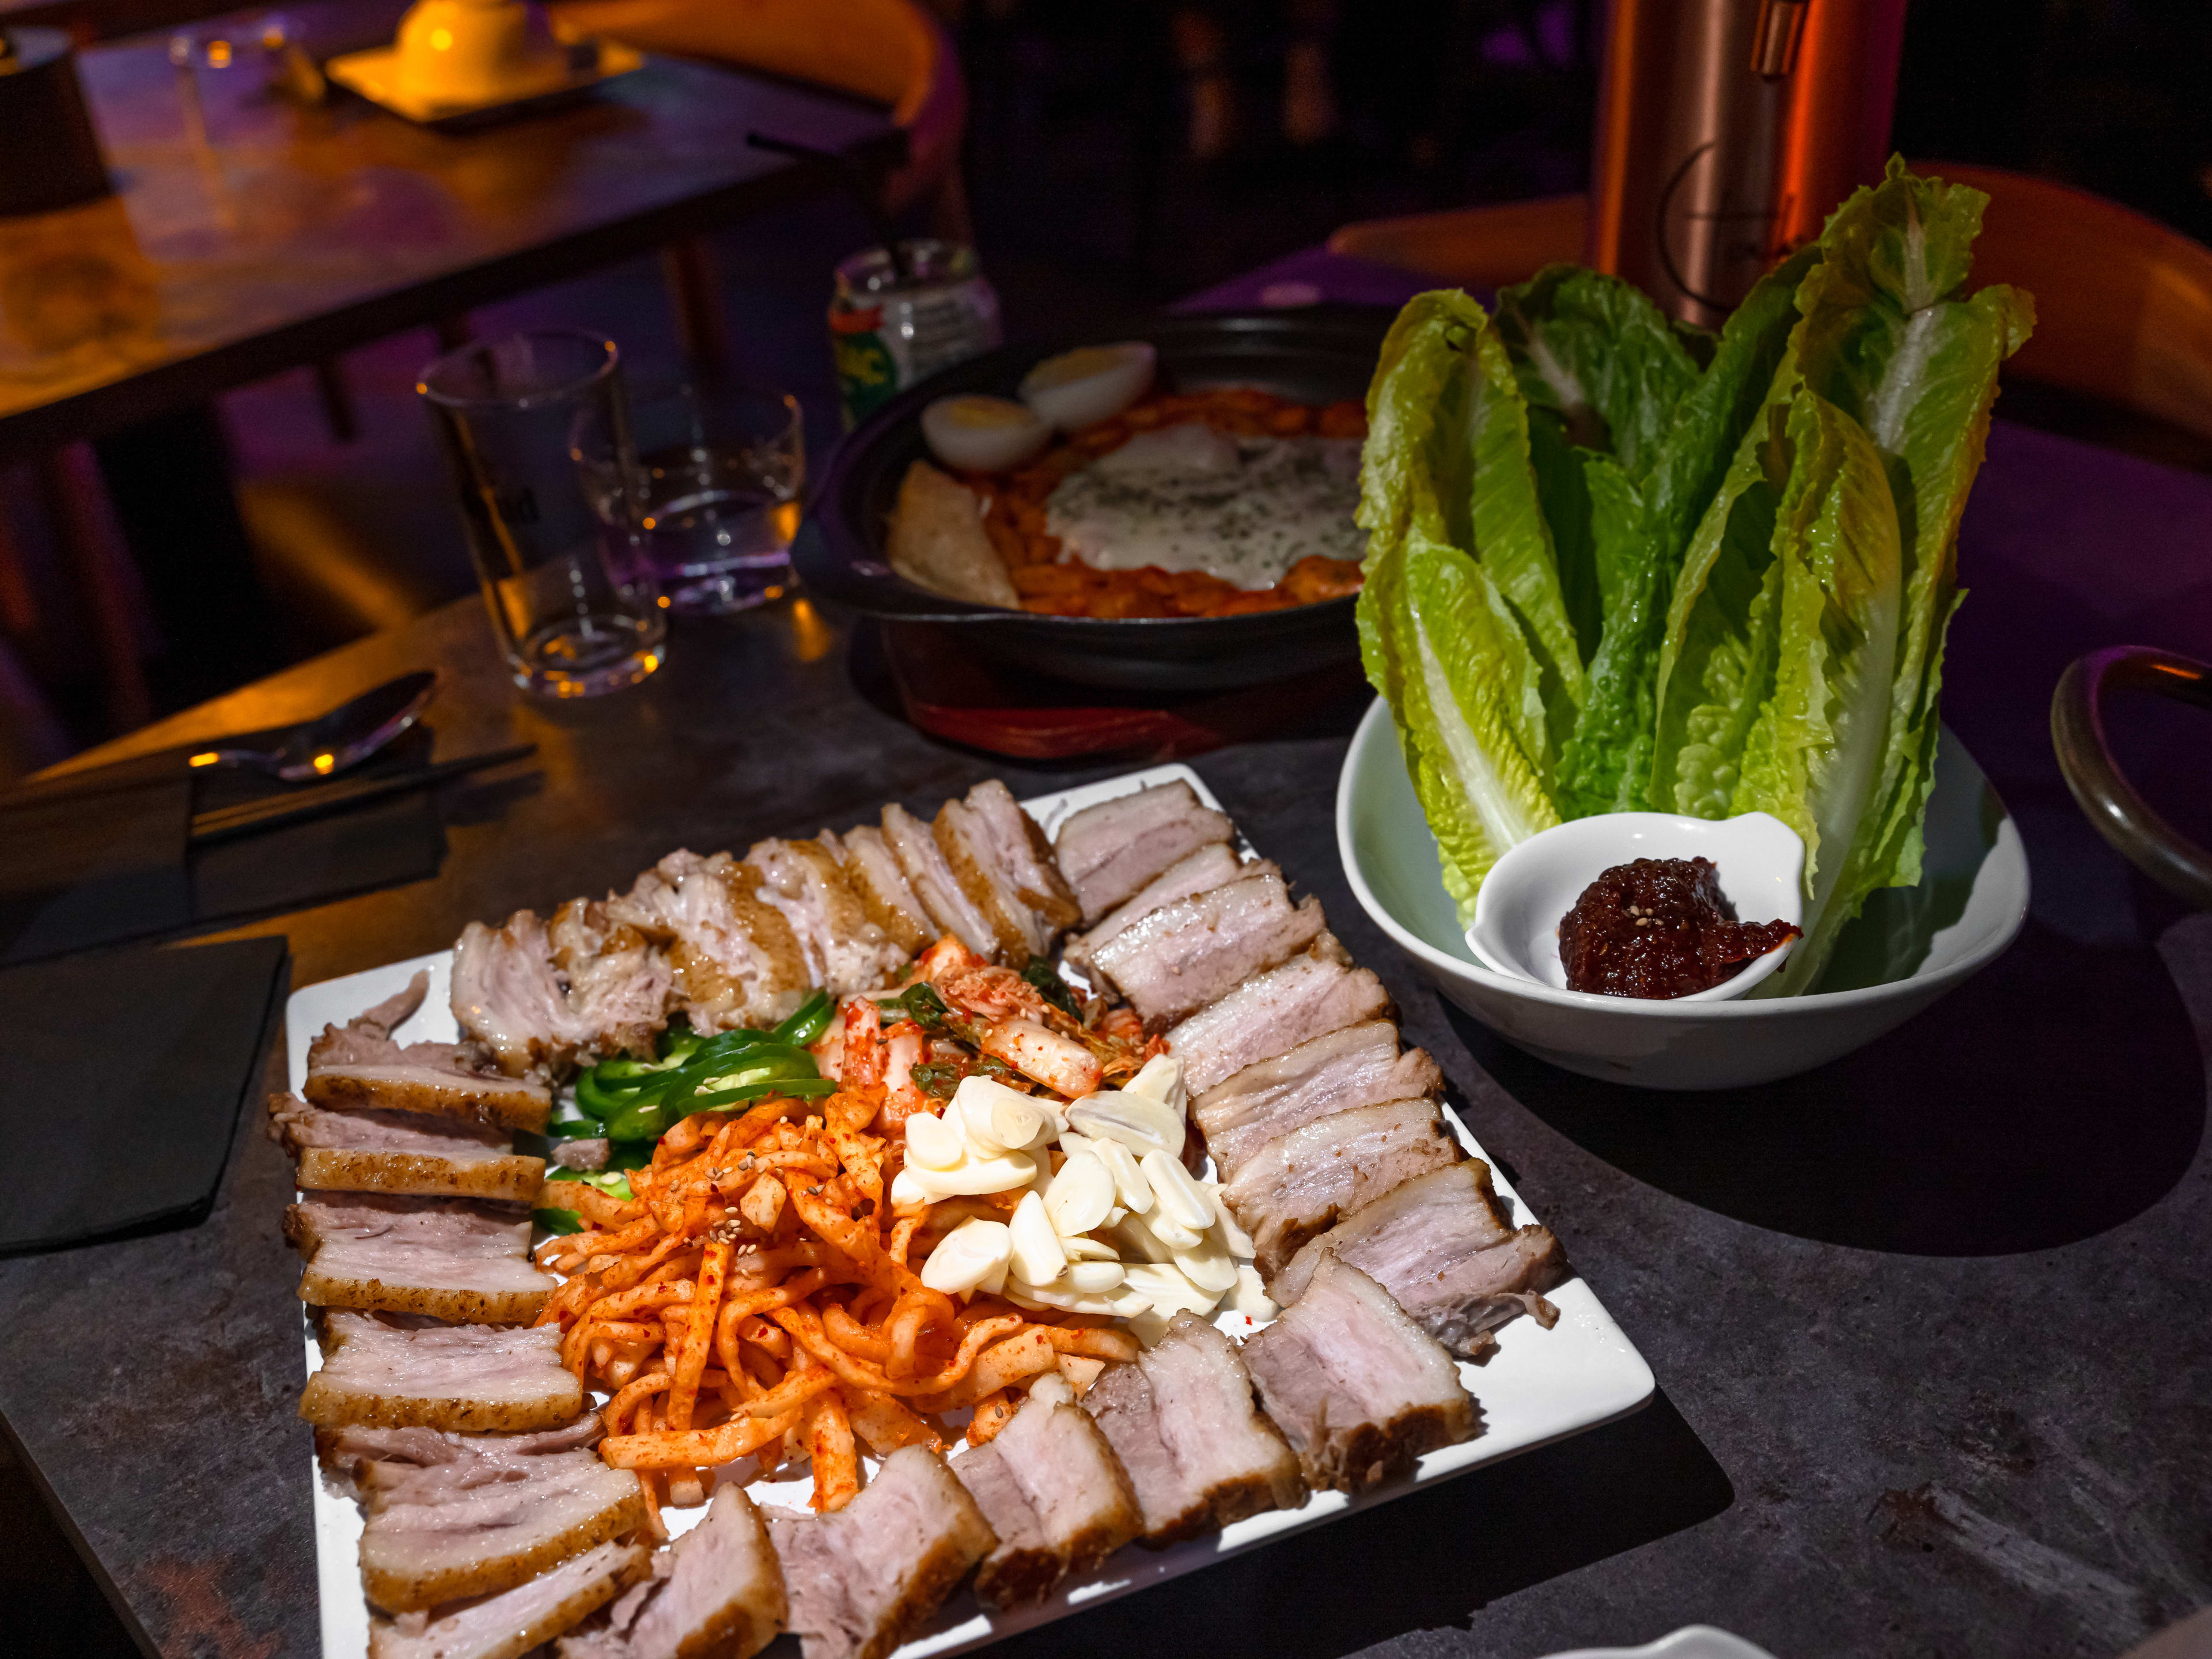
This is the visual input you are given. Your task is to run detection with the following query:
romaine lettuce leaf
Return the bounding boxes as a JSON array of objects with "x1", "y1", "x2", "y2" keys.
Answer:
[
  {"x1": 1399, "y1": 536, "x2": 1562, "y2": 915},
  {"x1": 1731, "y1": 392, "x2": 1903, "y2": 995},
  {"x1": 1495, "y1": 265, "x2": 1706, "y2": 481}
]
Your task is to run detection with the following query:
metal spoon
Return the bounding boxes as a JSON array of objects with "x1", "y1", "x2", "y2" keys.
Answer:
[{"x1": 188, "y1": 671, "x2": 440, "y2": 783}]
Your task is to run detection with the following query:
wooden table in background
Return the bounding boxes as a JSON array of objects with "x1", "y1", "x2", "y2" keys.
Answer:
[{"x1": 0, "y1": 0, "x2": 902, "y2": 706}]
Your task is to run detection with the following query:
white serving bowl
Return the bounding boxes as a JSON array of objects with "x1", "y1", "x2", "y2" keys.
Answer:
[
  {"x1": 1469, "y1": 808, "x2": 1804, "y2": 1000},
  {"x1": 1335, "y1": 698, "x2": 2031, "y2": 1090}
]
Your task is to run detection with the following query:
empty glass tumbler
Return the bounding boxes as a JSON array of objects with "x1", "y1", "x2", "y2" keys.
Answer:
[
  {"x1": 577, "y1": 378, "x2": 805, "y2": 614},
  {"x1": 420, "y1": 331, "x2": 666, "y2": 697}
]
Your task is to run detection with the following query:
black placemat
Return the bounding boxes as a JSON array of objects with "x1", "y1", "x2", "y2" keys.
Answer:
[
  {"x1": 0, "y1": 936, "x2": 289, "y2": 1254},
  {"x1": 0, "y1": 735, "x2": 447, "y2": 963}
]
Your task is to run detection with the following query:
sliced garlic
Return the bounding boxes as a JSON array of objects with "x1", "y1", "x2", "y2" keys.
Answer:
[
  {"x1": 1007, "y1": 1190, "x2": 1067, "y2": 1285},
  {"x1": 1121, "y1": 1260, "x2": 1219, "y2": 1316},
  {"x1": 1141, "y1": 1148, "x2": 1215, "y2": 1234},
  {"x1": 1173, "y1": 1237, "x2": 1238, "y2": 1295},
  {"x1": 1126, "y1": 1308, "x2": 1172, "y2": 1348},
  {"x1": 1067, "y1": 1258, "x2": 1126, "y2": 1294},
  {"x1": 1207, "y1": 1188, "x2": 1257, "y2": 1259},
  {"x1": 1137, "y1": 1205, "x2": 1204, "y2": 1252},
  {"x1": 1111, "y1": 1212, "x2": 1176, "y2": 1264},
  {"x1": 1003, "y1": 1279, "x2": 1126, "y2": 1318},
  {"x1": 1068, "y1": 1089, "x2": 1181, "y2": 1157},
  {"x1": 1124, "y1": 1053, "x2": 1187, "y2": 1116},
  {"x1": 1089, "y1": 1134, "x2": 1154, "y2": 1214},
  {"x1": 1226, "y1": 1263, "x2": 1277, "y2": 1318},
  {"x1": 954, "y1": 1075, "x2": 1049, "y2": 1156},
  {"x1": 919, "y1": 1217, "x2": 1013, "y2": 1297},
  {"x1": 903, "y1": 1111, "x2": 964, "y2": 1172},
  {"x1": 889, "y1": 1149, "x2": 1037, "y2": 1206},
  {"x1": 1042, "y1": 1150, "x2": 1115, "y2": 1237},
  {"x1": 1060, "y1": 1232, "x2": 1120, "y2": 1262}
]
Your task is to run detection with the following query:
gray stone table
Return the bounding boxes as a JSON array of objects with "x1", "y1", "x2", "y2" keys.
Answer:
[{"x1": 3, "y1": 441, "x2": 2209, "y2": 1659}]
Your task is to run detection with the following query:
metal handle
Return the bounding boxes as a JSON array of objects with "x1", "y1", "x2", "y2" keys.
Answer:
[{"x1": 2051, "y1": 645, "x2": 2212, "y2": 907}]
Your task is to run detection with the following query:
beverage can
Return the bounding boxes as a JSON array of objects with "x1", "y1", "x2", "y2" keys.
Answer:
[{"x1": 830, "y1": 240, "x2": 1002, "y2": 429}]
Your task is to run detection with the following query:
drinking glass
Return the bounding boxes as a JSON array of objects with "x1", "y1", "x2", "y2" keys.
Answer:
[
  {"x1": 420, "y1": 331, "x2": 666, "y2": 697},
  {"x1": 578, "y1": 378, "x2": 805, "y2": 614}
]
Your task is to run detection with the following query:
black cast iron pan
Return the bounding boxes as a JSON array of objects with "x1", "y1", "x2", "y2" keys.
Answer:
[{"x1": 794, "y1": 306, "x2": 1395, "y2": 692}]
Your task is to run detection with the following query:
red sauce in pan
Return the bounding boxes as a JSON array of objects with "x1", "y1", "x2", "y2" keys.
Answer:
[{"x1": 1557, "y1": 857, "x2": 1801, "y2": 999}]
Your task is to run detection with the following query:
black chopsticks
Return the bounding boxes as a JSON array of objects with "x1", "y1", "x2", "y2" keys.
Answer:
[{"x1": 187, "y1": 745, "x2": 537, "y2": 845}]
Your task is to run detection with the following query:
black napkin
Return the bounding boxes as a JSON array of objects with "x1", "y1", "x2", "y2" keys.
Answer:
[
  {"x1": 0, "y1": 736, "x2": 446, "y2": 965},
  {"x1": 0, "y1": 935, "x2": 288, "y2": 1254}
]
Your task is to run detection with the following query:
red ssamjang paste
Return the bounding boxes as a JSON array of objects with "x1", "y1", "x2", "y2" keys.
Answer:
[{"x1": 1557, "y1": 856, "x2": 1801, "y2": 999}]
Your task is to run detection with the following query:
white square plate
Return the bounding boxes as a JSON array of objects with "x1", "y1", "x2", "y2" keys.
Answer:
[{"x1": 291, "y1": 764, "x2": 1656, "y2": 1659}]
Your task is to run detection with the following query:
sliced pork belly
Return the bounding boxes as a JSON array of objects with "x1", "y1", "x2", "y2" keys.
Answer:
[
  {"x1": 1166, "y1": 944, "x2": 1391, "y2": 1095},
  {"x1": 768, "y1": 1445, "x2": 995, "y2": 1659},
  {"x1": 1082, "y1": 1312, "x2": 1305, "y2": 1546},
  {"x1": 328, "y1": 1419, "x2": 647, "y2": 1614},
  {"x1": 270, "y1": 1094, "x2": 543, "y2": 1205},
  {"x1": 823, "y1": 827, "x2": 933, "y2": 955},
  {"x1": 880, "y1": 803, "x2": 998, "y2": 958},
  {"x1": 547, "y1": 899, "x2": 676, "y2": 1059},
  {"x1": 1244, "y1": 1257, "x2": 1475, "y2": 1493},
  {"x1": 286, "y1": 1195, "x2": 554, "y2": 1324},
  {"x1": 934, "y1": 797, "x2": 1049, "y2": 963},
  {"x1": 1090, "y1": 871, "x2": 1325, "y2": 1028},
  {"x1": 311, "y1": 970, "x2": 552, "y2": 1131},
  {"x1": 605, "y1": 851, "x2": 812, "y2": 1032},
  {"x1": 746, "y1": 837, "x2": 910, "y2": 997},
  {"x1": 1053, "y1": 781, "x2": 1234, "y2": 922},
  {"x1": 1194, "y1": 1022, "x2": 1443, "y2": 1177},
  {"x1": 1274, "y1": 1162, "x2": 1564, "y2": 1356},
  {"x1": 1066, "y1": 843, "x2": 1249, "y2": 974},
  {"x1": 368, "y1": 1538, "x2": 649, "y2": 1659},
  {"x1": 559, "y1": 1483, "x2": 786, "y2": 1659},
  {"x1": 1221, "y1": 1097, "x2": 1460, "y2": 1277},
  {"x1": 301, "y1": 1313, "x2": 583, "y2": 1433},
  {"x1": 955, "y1": 1395, "x2": 1141, "y2": 1607},
  {"x1": 961, "y1": 779, "x2": 1081, "y2": 927}
]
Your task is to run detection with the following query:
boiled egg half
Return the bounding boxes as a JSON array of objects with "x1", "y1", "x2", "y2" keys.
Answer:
[
  {"x1": 921, "y1": 394, "x2": 1051, "y2": 474},
  {"x1": 1020, "y1": 341, "x2": 1156, "y2": 432}
]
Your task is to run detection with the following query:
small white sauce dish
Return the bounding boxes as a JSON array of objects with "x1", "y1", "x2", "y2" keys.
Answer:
[{"x1": 1468, "y1": 810, "x2": 1804, "y2": 1002}]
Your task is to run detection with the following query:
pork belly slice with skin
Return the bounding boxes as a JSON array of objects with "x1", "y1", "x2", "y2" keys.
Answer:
[
  {"x1": 955, "y1": 1393, "x2": 1141, "y2": 1608},
  {"x1": 1195, "y1": 1021, "x2": 1444, "y2": 1179},
  {"x1": 960, "y1": 780, "x2": 1080, "y2": 929},
  {"x1": 286, "y1": 1195, "x2": 554, "y2": 1324},
  {"x1": 605, "y1": 850, "x2": 812, "y2": 1032},
  {"x1": 326, "y1": 1419, "x2": 648, "y2": 1615},
  {"x1": 1053, "y1": 781, "x2": 1234, "y2": 923},
  {"x1": 270, "y1": 1094, "x2": 544, "y2": 1205},
  {"x1": 747, "y1": 837, "x2": 910, "y2": 997},
  {"x1": 768, "y1": 1445, "x2": 995, "y2": 1659},
  {"x1": 558, "y1": 1483, "x2": 787, "y2": 1659},
  {"x1": 934, "y1": 797, "x2": 1049, "y2": 963},
  {"x1": 1090, "y1": 870, "x2": 1325, "y2": 1028},
  {"x1": 310, "y1": 970, "x2": 552, "y2": 1131},
  {"x1": 823, "y1": 827, "x2": 933, "y2": 956},
  {"x1": 1274, "y1": 1162, "x2": 1565, "y2": 1356},
  {"x1": 880, "y1": 803, "x2": 999, "y2": 959},
  {"x1": 1222, "y1": 1097, "x2": 1461, "y2": 1278},
  {"x1": 301, "y1": 1313, "x2": 584, "y2": 1433},
  {"x1": 547, "y1": 899, "x2": 677, "y2": 1060},
  {"x1": 1244, "y1": 1257, "x2": 1476, "y2": 1493},
  {"x1": 1166, "y1": 941, "x2": 1391, "y2": 1095},
  {"x1": 1082, "y1": 1312, "x2": 1305, "y2": 1547},
  {"x1": 368, "y1": 1538, "x2": 651, "y2": 1659},
  {"x1": 1065, "y1": 843, "x2": 1251, "y2": 975}
]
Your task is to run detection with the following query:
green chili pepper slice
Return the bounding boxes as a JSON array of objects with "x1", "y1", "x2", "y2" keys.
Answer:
[
  {"x1": 772, "y1": 990, "x2": 836, "y2": 1048},
  {"x1": 1022, "y1": 959, "x2": 1080, "y2": 1017},
  {"x1": 533, "y1": 1207, "x2": 586, "y2": 1235}
]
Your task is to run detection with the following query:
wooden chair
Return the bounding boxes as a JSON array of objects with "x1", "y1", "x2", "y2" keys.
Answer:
[{"x1": 1327, "y1": 164, "x2": 2212, "y2": 445}]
